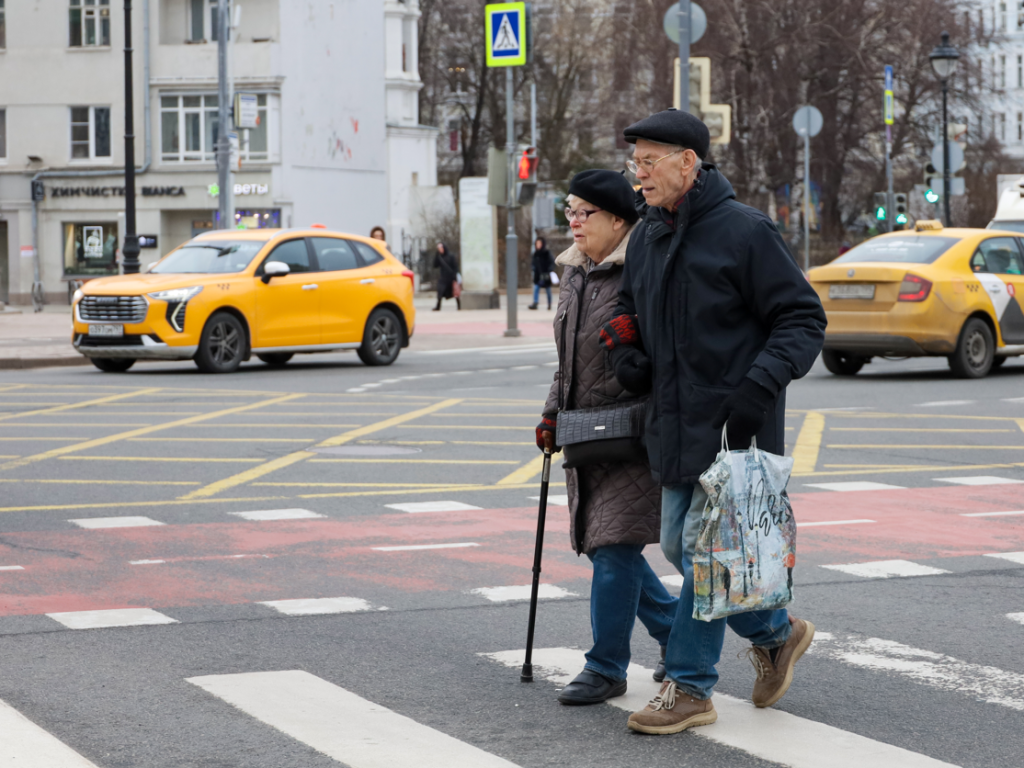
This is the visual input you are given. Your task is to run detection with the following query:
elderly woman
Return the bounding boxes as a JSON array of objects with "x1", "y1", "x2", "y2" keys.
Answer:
[{"x1": 536, "y1": 170, "x2": 678, "y2": 705}]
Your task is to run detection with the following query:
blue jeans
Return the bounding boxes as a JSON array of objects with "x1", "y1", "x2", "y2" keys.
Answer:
[
  {"x1": 661, "y1": 484, "x2": 792, "y2": 700},
  {"x1": 532, "y1": 283, "x2": 552, "y2": 306},
  {"x1": 583, "y1": 543, "x2": 679, "y2": 682}
]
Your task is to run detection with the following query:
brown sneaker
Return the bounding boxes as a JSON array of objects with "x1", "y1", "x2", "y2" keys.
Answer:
[
  {"x1": 626, "y1": 681, "x2": 717, "y2": 735},
  {"x1": 747, "y1": 616, "x2": 816, "y2": 708}
]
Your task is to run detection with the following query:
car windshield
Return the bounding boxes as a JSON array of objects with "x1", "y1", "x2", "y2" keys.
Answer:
[
  {"x1": 833, "y1": 236, "x2": 958, "y2": 265},
  {"x1": 987, "y1": 220, "x2": 1024, "y2": 234},
  {"x1": 151, "y1": 240, "x2": 266, "y2": 274}
]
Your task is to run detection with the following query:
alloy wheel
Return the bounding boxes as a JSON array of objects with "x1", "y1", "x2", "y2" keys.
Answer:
[
  {"x1": 371, "y1": 316, "x2": 399, "y2": 358},
  {"x1": 209, "y1": 321, "x2": 242, "y2": 365}
]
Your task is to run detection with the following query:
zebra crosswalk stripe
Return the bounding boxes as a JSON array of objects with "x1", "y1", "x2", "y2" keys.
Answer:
[{"x1": 0, "y1": 697, "x2": 100, "y2": 767}]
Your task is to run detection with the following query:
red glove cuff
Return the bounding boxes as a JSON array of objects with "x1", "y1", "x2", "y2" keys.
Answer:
[{"x1": 599, "y1": 315, "x2": 640, "y2": 350}]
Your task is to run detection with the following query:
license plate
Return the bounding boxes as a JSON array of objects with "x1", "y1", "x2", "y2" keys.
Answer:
[
  {"x1": 829, "y1": 284, "x2": 875, "y2": 300},
  {"x1": 88, "y1": 324, "x2": 124, "y2": 337}
]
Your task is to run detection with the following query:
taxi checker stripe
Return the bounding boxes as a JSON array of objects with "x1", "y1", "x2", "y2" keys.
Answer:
[
  {"x1": 179, "y1": 398, "x2": 465, "y2": 500},
  {"x1": 0, "y1": 393, "x2": 306, "y2": 472}
]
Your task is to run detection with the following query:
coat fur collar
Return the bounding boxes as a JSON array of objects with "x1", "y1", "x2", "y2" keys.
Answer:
[{"x1": 555, "y1": 222, "x2": 637, "y2": 268}]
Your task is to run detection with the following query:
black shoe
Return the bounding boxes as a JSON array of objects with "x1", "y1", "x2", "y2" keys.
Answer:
[
  {"x1": 527, "y1": 303, "x2": 538, "y2": 310},
  {"x1": 557, "y1": 669, "x2": 626, "y2": 705},
  {"x1": 653, "y1": 646, "x2": 667, "y2": 683}
]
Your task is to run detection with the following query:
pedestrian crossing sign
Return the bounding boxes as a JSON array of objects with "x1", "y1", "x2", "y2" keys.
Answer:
[{"x1": 486, "y1": 2, "x2": 527, "y2": 67}]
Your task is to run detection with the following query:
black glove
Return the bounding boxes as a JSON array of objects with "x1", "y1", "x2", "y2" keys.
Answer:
[
  {"x1": 711, "y1": 378, "x2": 774, "y2": 449},
  {"x1": 610, "y1": 345, "x2": 652, "y2": 395},
  {"x1": 535, "y1": 417, "x2": 558, "y2": 452}
]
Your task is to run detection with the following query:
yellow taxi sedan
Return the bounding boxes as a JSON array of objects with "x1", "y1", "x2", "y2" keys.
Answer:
[
  {"x1": 72, "y1": 228, "x2": 416, "y2": 373},
  {"x1": 808, "y1": 222, "x2": 1024, "y2": 378}
]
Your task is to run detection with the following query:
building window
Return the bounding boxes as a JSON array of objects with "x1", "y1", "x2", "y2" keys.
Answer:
[
  {"x1": 70, "y1": 106, "x2": 111, "y2": 160},
  {"x1": 1000, "y1": 1, "x2": 1007, "y2": 30},
  {"x1": 0, "y1": 109, "x2": 6, "y2": 160},
  {"x1": 1017, "y1": 112, "x2": 1022, "y2": 141},
  {"x1": 1018, "y1": 55, "x2": 1023, "y2": 88},
  {"x1": 0, "y1": 0, "x2": 6, "y2": 49},
  {"x1": 189, "y1": 0, "x2": 229, "y2": 42},
  {"x1": 1000, "y1": 55, "x2": 1007, "y2": 88},
  {"x1": 160, "y1": 94, "x2": 219, "y2": 162},
  {"x1": 1000, "y1": 112, "x2": 1007, "y2": 142},
  {"x1": 63, "y1": 221, "x2": 119, "y2": 277},
  {"x1": 69, "y1": 0, "x2": 110, "y2": 48}
]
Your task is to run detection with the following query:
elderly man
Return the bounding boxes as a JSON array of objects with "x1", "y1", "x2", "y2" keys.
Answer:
[{"x1": 602, "y1": 109, "x2": 827, "y2": 734}]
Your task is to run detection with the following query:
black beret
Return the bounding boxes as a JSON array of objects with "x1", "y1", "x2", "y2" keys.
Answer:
[
  {"x1": 623, "y1": 108, "x2": 710, "y2": 160},
  {"x1": 567, "y1": 169, "x2": 639, "y2": 224}
]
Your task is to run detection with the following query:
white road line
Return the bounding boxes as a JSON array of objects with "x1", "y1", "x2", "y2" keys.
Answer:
[
  {"x1": 660, "y1": 574, "x2": 685, "y2": 588},
  {"x1": 915, "y1": 400, "x2": 976, "y2": 407},
  {"x1": 1002, "y1": 397, "x2": 1024, "y2": 403},
  {"x1": 0, "y1": 565, "x2": 25, "y2": 571},
  {"x1": 68, "y1": 516, "x2": 165, "y2": 529},
  {"x1": 229, "y1": 508, "x2": 325, "y2": 521},
  {"x1": 811, "y1": 631, "x2": 1024, "y2": 711},
  {"x1": 346, "y1": 388, "x2": 366, "y2": 393},
  {"x1": 528, "y1": 494, "x2": 569, "y2": 506},
  {"x1": 803, "y1": 482, "x2": 905, "y2": 492},
  {"x1": 484, "y1": 347, "x2": 557, "y2": 356},
  {"x1": 984, "y1": 551, "x2": 1024, "y2": 565},
  {"x1": 187, "y1": 670, "x2": 521, "y2": 768},
  {"x1": 961, "y1": 510, "x2": 1024, "y2": 517},
  {"x1": 482, "y1": 648, "x2": 956, "y2": 768},
  {"x1": 510, "y1": 365, "x2": 538, "y2": 370},
  {"x1": 820, "y1": 560, "x2": 951, "y2": 578},
  {"x1": 416, "y1": 343, "x2": 554, "y2": 355},
  {"x1": 129, "y1": 559, "x2": 166, "y2": 565},
  {"x1": 0, "y1": 697, "x2": 102, "y2": 767},
  {"x1": 1007, "y1": 613, "x2": 1024, "y2": 625},
  {"x1": 384, "y1": 501, "x2": 483, "y2": 513},
  {"x1": 797, "y1": 519, "x2": 876, "y2": 528},
  {"x1": 469, "y1": 584, "x2": 577, "y2": 602},
  {"x1": 260, "y1": 597, "x2": 377, "y2": 616},
  {"x1": 935, "y1": 476, "x2": 1024, "y2": 486},
  {"x1": 46, "y1": 608, "x2": 178, "y2": 630},
  {"x1": 372, "y1": 542, "x2": 479, "y2": 552}
]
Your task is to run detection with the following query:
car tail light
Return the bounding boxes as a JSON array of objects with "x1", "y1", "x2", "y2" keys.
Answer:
[
  {"x1": 401, "y1": 269, "x2": 415, "y2": 287},
  {"x1": 898, "y1": 273, "x2": 932, "y2": 302}
]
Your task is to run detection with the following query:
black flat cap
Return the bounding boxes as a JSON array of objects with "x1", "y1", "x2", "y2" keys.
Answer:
[
  {"x1": 623, "y1": 108, "x2": 710, "y2": 160},
  {"x1": 568, "y1": 169, "x2": 640, "y2": 224}
]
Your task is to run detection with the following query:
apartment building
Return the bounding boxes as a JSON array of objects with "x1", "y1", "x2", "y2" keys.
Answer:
[{"x1": 0, "y1": 0, "x2": 437, "y2": 306}]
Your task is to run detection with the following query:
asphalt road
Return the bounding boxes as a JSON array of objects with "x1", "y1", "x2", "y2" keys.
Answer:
[{"x1": 0, "y1": 344, "x2": 1023, "y2": 768}]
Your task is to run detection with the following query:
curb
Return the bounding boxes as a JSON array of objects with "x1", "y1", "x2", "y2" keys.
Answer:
[{"x1": 0, "y1": 356, "x2": 91, "y2": 371}]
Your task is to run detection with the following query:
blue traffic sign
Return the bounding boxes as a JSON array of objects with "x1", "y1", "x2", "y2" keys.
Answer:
[
  {"x1": 486, "y1": 3, "x2": 526, "y2": 67},
  {"x1": 884, "y1": 65, "x2": 893, "y2": 91}
]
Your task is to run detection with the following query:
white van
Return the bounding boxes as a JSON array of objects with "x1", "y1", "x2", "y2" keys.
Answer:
[{"x1": 988, "y1": 174, "x2": 1024, "y2": 232}]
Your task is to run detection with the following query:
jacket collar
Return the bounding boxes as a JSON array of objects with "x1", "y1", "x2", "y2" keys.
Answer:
[{"x1": 555, "y1": 221, "x2": 637, "y2": 268}]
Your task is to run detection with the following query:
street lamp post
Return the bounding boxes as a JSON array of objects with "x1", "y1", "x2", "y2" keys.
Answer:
[
  {"x1": 122, "y1": 0, "x2": 140, "y2": 274},
  {"x1": 929, "y1": 31, "x2": 960, "y2": 228}
]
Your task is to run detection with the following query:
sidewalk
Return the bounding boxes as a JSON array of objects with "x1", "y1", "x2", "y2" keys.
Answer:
[{"x1": 0, "y1": 296, "x2": 555, "y2": 370}]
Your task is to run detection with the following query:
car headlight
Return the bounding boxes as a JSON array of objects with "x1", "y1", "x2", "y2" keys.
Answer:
[
  {"x1": 72, "y1": 289, "x2": 83, "y2": 304},
  {"x1": 147, "y1": 286, "x2": 203, "y2": 302}
]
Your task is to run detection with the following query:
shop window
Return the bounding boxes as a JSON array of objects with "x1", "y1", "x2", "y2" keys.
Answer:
[
  {"x1": 232, "y1": 208, "x2": 280, "y2": 229},
  {"x1": 69, "y1": 0, "x2": 111, "y2": 48},
  {"x1": 70, "y1": 106, "x2": 111, "y2": 161},
  {"x1": 0, "y1": 0, "x2": 6, "y2": 49},
  {"x1": 63, "y1": 222, "x2": 119, "y2": 277},
  {"x1": 160, "y1": 94, "x2": 219, "y2": 162}
]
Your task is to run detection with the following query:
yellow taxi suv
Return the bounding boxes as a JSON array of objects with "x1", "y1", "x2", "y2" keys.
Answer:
[
  {"x1": 72, "y1": 228, "x2": 416, "y2": 373},
  {"x1": 808, "y1": 221, "x2": 1024, "y2": 378}
]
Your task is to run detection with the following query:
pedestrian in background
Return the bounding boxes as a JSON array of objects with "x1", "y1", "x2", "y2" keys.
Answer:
[
  {"x1": 606, "y1": 109, "x2": 826, "y2": 735},
  {"x1": 369, "y1": 226, "x2": 388, "y2": 248},
  {"x1": 536, "y1": 169, "x2": 678, "y2": 706},
  {"x1": 432, "y1": 242, "x2": 460, "y2": 311},
  {"x1": 528, "y1": 237, "x2": 556, "y2": 310}
]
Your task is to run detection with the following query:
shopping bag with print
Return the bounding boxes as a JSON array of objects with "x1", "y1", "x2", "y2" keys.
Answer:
[{"x1": 692, "y1": 427, "x2": 796, "y2": 622}]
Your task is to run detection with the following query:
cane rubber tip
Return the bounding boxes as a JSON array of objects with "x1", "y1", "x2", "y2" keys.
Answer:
[{"x1": 520, "y1": 664, "x2": 533, "y2": 682}]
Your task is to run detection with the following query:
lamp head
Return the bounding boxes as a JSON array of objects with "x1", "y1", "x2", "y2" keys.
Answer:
[{"x1": 929, "y1": 31, "x2": 960, "y2": 80}]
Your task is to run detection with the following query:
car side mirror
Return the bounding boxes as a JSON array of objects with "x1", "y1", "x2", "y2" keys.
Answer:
[{"x1": 261, "y1": 260, "x2": 290, "y2": 284}]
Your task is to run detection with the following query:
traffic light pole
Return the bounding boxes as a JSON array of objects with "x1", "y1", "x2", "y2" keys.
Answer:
[
  {"x1": 885, "y1": 128, "x2": 894, "y2": 234},
  {"x1": 122, "y1": 0, "x2": 140, "y2": 274},
  {"x1": 216, "y1": 0, "x2": 230, "y2": 230},
  {"x1": 941, "y1": 77, "x2": 952, "y2": 226},
  {"x1": 677, "y1": 0, "x2": 690, "y2": 112},
  {"x1": 504, "y1": 67, "x2": 520, "y2": 337}
]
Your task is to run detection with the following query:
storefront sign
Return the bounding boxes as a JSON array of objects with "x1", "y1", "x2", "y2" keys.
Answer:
[
  {"x1": 49, "y1": 186, "x2": 186, "y2": 198},
  {"x1": 139, "y1": 235, "x2": 159, "y2": 248},
  {"x1": 20, "y1": 246, "x2": 35, "y2": 259},
  {"x1": 234, "y1": 183, "x2": 269, "y2": 195}
]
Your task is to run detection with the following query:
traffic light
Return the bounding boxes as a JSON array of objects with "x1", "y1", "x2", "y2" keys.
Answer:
[
  {"x1": 894, "y1": 193, "x2": 908, "y2": 228},
  {"x1": 517, "y1": 146, "x2": 539, "y2": 205},
  {"x1": 873, "y1": 192, "x2": 887, "y2": 222},
  {"x1": 924, "y1": 188, "x2": 940, "y2": 204}
]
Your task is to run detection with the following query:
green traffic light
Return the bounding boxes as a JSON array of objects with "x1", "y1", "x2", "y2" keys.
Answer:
[
  {"x1": 924, "y1": 189, "x2": 940, "y2": 204},
  {"x1": 895, "y1": 213, "x2": 908, "y2": 225},
  {"x1": 875, "y1": 207, "x2": 887, "y2": 221}
]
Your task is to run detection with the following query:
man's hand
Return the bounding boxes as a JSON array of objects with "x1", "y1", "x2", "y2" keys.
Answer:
[
  {"x1": 610, "y1": 346, "x2": 652, "y2": 394},
  {"x1": 711, "y1": 378, "x2": 774, "y2": 449},
  {"x1": 536, "y1": 417, "x2": 557, "y2": 453},
  {"x1": 599, "y1": 315, "x2": 641, "y2": 350}
]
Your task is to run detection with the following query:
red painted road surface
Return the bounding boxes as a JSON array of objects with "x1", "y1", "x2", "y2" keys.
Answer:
[{"x1": 1, "y1": 485, "x2": 1022, "y2": 617}]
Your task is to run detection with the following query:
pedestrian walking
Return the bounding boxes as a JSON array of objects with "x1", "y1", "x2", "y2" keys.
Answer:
[
  {"x1": 432, "y1": 242, "x2": 460, "y2": 311},
  {"x1": 527, "y1": 237, "x2": 556, "y2": 310},
  {"x1": 605, "y1": 109, "x2": 827, "y2": 734},
  {"x1": 369, "y1": 226, "x2": 390, "y2": 251},
  {"x1": 536, "y1": 169, "x2": 679, "y2": 706}
]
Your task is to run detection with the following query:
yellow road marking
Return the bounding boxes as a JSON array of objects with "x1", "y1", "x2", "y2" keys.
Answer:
[
  {"x1": 189, "y1": 424, "x2": 362, "y2": 429},
  {"x1": 792, "y1": 412, "x2": 825, "y2": 475},
  {"x1": 827, "y1": 412, "x2": 1015, "y2": 422},
  {"x1": 0, "y1": 455, "x2": 19, "y2": 459},
  {"x1": 179, "y1": 398, "x2": 464, "y2": 500},
  {"x1": 0, "y1": 388, "x2": 161, "y2": 424},
  {"x1": 420, "y1": 413, "x2": 539, "y2": 418},
  {"x1": 497, "y1": 453, "x2": 562, "y2": 485},
  {"x1": 823, "y1": 464, "x2": 940, "y2": 469},
  {"x1": 0, "y1": 384, "x2": 27, "y2": 393},
  {"x1": 380, "y1": 440, "x2": 536, "y2": 446},
  {"x1": 0, "y1": 495, "x2": 290, "y2": 514},
  {"x1": 829, "y1": 427, "x2": 1013, "y2": 433},
  {"x1": 308, "y1": 459, "x2": 519, "y2": 465},
  {"x1": 0, "y1": 423, "x2": 154, "y2": 427},
  {"x1": 793, "y1": 462, "x2": 1024, "y2": 478},
  {"x1": 398, "y1": 425, "x2": 530, "y2": 431},
  {"x1": 59, "y1": 456, "x2": 263, "y2": 463},
  {"x1": 1017, "y1": 418, "x2": 1024, "y2": 435},
  {"x1": 826, "y1": 444, "x2": 1024, "y2": 450},
  {"x1": 0, "y1": 392, "x2": 304, "y2": 472},
  {"x1": 298, "y1": 483, "x2": 543, "y2": 500},
  {"x1": 128, "y1": 437, "x2": 314, "y2": 443},
  {"x1": 0, "y1": 437, "x2": 87, "y2": 442},
  {"x1": 253, "y1": 482, "x2": 479, "y2": 488},
  {"x1": 0, "y1": 478, "x2": 201, "y2": 486},
  {"x1": 64, "y1": 411, "x2": 204, "y2": 416}
]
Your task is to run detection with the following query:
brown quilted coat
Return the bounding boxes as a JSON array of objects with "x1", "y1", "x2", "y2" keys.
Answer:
[{"x1": 542, "y1": 224, "x2": 661, "y2": 555}]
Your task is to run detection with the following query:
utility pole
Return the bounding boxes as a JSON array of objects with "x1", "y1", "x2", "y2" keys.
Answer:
[
  {"x1": 884, "y1": 65, "x2": 894, "y2": 235},
  {"x1": 530, "y1": 80, "x2": 536, "y2": 246},
  {"x1": 216, "y1": 0, "x2": 230, "y2": 229},
  {"x1": 122, "y1": 0, "x2": 140, "y2": 274},
  {"x1": 677, "y1": 0, "x2": 690, "y2": 112},
  {"x1": 504, "y1": 67, "x2": 520, "y2": 337}
]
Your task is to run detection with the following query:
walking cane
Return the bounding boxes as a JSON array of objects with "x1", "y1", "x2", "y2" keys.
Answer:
[{"x1": 521, "y1": 449, "x2": 552, "y2": 682}]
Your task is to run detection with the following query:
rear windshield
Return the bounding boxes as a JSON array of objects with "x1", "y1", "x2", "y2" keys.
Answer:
[
  {"x1": 987, "y1": 220, "x2": 1024, "y2": 234},
  {"x1": 151, "y1": 240, "x2": 267, "y2": 274},
  {"x1": 833, "y1": 236, "x2": 958, "y2": 265}
]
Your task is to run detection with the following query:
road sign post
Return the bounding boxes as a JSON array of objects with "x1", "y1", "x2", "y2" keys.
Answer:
[
  {"x1": 486, "y1": 3, "x2": 528, "y2": 337},
  {"x1": 884, "y1": 65, "x2": 894, "y2": 234},
  {"x1": 792, "y1": 105, "x2": 823, "y2": 272},
  {"x1": 663, "y1": 2, "x2": 706, "y2": 113}
]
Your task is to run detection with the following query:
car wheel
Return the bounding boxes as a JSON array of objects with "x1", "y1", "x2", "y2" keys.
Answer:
[
  {"x1": 195, "y1": 312, "x2": 246, "y2": 373},
  {"x1": 357, "y1": 308, "x2": 402, "y2": 366},
  {"x1": 257, "y1": 353, "x2": 294, "y2": 367},
  {"x1": 948, "y1": 318, "x2": 994, "y2": 379},
  {"x1": 90, "y1": 358, "x2": 135, "y2": 373},
  {"x1": 821, "y1": 349, "x2": 867, "y2": 376}
]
